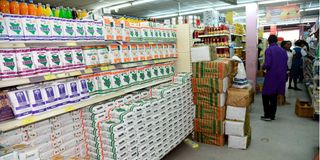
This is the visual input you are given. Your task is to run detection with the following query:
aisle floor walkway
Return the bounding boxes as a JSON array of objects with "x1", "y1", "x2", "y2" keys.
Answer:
[{"x1": 163, "y1": 85, "x2": 319, "y2": 160}]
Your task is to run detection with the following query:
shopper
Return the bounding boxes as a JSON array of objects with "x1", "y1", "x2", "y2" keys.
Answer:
[
  {"x1": 261, "y1": 35, "x2": 288, "y2": 121},
  {"x1": 281, "y1": 41, "x2": 293, "y2": 88},
  {"x1": 257, "y1": 39, "x2": 263, "y2": 70},
  {"x1": 291, "y1": 40, "x2": 307, "y2": 91}
]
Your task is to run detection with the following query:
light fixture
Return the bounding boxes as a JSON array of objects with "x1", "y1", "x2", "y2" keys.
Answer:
[
  {"x1": 152, "y1": 13, "x2": 179, "y2": 19},
  {"x1": 258, "y1": 0, "x2": 292, "y2": 5},
  {"x1": 110, "y1": 3, "x2": 131, "y2": 10},
  {"x1": 132, "y1": 0, "x2": 157, "y2": 5},
  {"x1": 305, "y1": 7, "x2": 320, "y2": 11}
]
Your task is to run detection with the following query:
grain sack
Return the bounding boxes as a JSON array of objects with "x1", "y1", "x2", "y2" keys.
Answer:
[
  {"x1": 7, "y1": 89, "x2": 32, "y2": 119},
  {"x1": 0, "y1": 91, "x2": 15, "y2": 121},
  {"x1": 0, "y1": 49, "x2": 18, "y2": 79}
]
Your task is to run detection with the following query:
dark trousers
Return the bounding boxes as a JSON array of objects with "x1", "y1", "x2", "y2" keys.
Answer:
[{"x1": 262, "y1": 94, "x2": 277, "y2": 119}]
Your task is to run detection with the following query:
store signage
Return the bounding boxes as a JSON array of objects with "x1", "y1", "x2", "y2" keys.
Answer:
[
  {"x1": 266, "y1": 4, "x2": 300, "y2": 23},
  {"x1": 221, "y1": 0, "x2": 237, "y2": 5},
  {"x1": 270, "y1": 25, "x2": 277, "y2": 35}
]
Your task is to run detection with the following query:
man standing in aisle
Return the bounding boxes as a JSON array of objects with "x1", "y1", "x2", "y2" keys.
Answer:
[{"x1": 261, "y1": 35, "x2": 288, "y2": 121}]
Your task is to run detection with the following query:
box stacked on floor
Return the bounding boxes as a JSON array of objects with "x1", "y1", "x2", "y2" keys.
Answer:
[
  {"x1": 225, "y1": 86, "x2": 253, "y2": 149},
  {"x1": 191, "y1": 59, "x2": 234, "y2": 146}
]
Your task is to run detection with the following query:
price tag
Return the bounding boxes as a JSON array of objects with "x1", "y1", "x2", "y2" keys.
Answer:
[
  {"x1": 56, "y1": 73, "x2": 67, "y2": 78},
  {"x1": 64, "y1": 106, "x2": 76, "y2": 112},
  {"x1": 69, "y1": 71, "x2": 81, "y2": 76},
  {"x1": 84, "y1": 69, "x2": 93, "y2": 74},
  {"x1": 21, "y1": 117, "x2": 36, "y2": 125},
  {"x1": 148, "y1": 42, "x2": 154, "y2": 44},
  {"x1": 154, "y1": 60, "x2": 159, "y2": 63},
  {"x1": 44, "y1": 74, "x2": 56, "y2": 81},
  {"x1": 100, "y1": 66, "x2": 109, "y2": 71},
  {"x1": 142, "y1": 62, "x2": 149, "y2": 65},
  {"x1": 108, "y1": 65, "x2": 116, "y2": 70}
]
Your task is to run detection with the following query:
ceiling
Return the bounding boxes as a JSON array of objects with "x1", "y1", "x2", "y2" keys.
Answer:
[{"x1": 34, "y1": 0, "x2": 319, "y2": 20}]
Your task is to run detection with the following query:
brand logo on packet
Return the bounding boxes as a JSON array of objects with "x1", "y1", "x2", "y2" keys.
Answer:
[
  {"x1": 76, "y1": 53, "x2": 84, "y2": 62},
  {"x1": 3, "y1": 58, "x2": 15, "y2": 70},
  {"x1": 51, "y1": 55, "x2": 60, "y2": 65},
  {"x1": 66, "y1": 26, "x2": 74, "y2": 35},
  {"x1": 97, "y1": 28, "x2": 103, "y2": 36},
  {"x1": 40, "y1": 24, "x2": 50, "y2": 35},
  {"x1": 22, "y1": 57, "x2": 33, "y2": 68},
  {"x1": 15, "y1": 91, "x2": 27, "y2": 103},
  {"x1": 38, "y1": 55, "x2": 48, "y2": 66},
  {"x1": 33, "y1": 89, "x2": 43, "y2": 102},
  {"x1": 26, "y1": 23, "x2": 36, "y2": 34},
  {"x1": 131, "y1": 71, "x2": 137, "y2": 81},
  {"x1": 65, "y1": 54, "x2": 73, "y2": 63},
  {"x1": 87, "y1": 27, "x2": 94, "y2": 36},
  {"x1": 10, "y1": 23, "x2": 21, "y2": 34},
  {"x1": 114, "y1": 75, "x2": 121, "y2": 87},
  {"x1": 77, "y1": 26, "x2": 84, "y2": 35},
  {"x1": 123, "y1": 74, "x2": 130, "y2": 84},
  {"x1": 87, "y1": 81, "x2": 94, "y2": 92},
  {"x1": 58, "y1": 84, "x2": 66, "y2": 95},
  {"x1": 53, "y1": 25, "x2": 62, "y2": 35},
  {"x1": 0, "y1": 22, "x2": 5, "y2": 34},
  {"x1": 102, "y1": 77, "x2": 111, "y2": 88}
]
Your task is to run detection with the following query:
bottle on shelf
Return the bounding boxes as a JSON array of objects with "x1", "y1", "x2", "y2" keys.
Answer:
[
  {"x1": 0, "y1": 0, "x2": 10, "y2": 13},
  {"x1": 44, "y1": 4, "x2": 52, "y2": 17},
  {"x1": 36, "y1": 3, "x2": 44, "y2": 16},
  {"x1": 19, "y1": 0, "x2": 27, "y2": 15},
  {"x1": 71, "y1": 7, "x2": 77, "y2": 19},
  {"x1": 9, "y1": 0, "x2": 20, "y2": 14},
  {"x1": 27, "y1": 0, "x2": 36, "y2": 16},
  {"x1": 81, "y1": 9, "x2": 87, "y2": 19},
  {"x1": 66, "y1": 7, "x2": 72, "y2": 19},
  {"x1": 59, "y1": 6, "x2": 65, "y2": 18},
  {"x1": 54, "y1": 7, "x2": 59, "y2": 17}
]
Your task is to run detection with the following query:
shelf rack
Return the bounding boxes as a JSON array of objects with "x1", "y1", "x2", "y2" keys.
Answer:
[
  {"x1": 0, "y1": 77, "x2": 172, "y2": 132},
  {"x1": 0, "y1": 40, "x2": 177, "y2": 48},
  {"x1": 0, "y1": 58, "x2": 176, "y2": 89}
]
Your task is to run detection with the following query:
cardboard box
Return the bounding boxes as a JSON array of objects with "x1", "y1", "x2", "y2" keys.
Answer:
[
  {"x1": 196, "y1": 105, "x2": 225, "y2": 120},
  {"x1": 226, "y1": 86, "x2": 253, "y2": 107},
  {"x1": 228, "y1": 127, "x2": 251, "y2": 149},
  {"x1": 225, "y1": 118, "x2": 250, "y2": 136},
  {"x1": 193, "y1": 92, "x2": 226, "y2": 107},
  {"x1": 192, "y1": 59, "x2": 232, "y2": 78},
  {"x1": 191, "y1": 46, "x2": 212, "y2": 62},
  {"x1": 226, "y1": 106, "x2": 247, "y2": 121},
  {"x1": 295, "y1": 99, "x2": 314, "y2": 118},
  {"x1": 193, "y1": 118, "x2": 224, "y2": 135},
  {"x1": 192, "y1": 77, "x2": 229, "y2": 93},
  {"x1": 193, "y1": 131, "x2": 225, "y2": 146}
]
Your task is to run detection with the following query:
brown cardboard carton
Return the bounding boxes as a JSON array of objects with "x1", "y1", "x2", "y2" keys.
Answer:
[
  {"x1": 193, "y1": 118, "x2": 224, "y2": 135},
  {"x1": 192, "y1": 77, "x2": 229, "y2": 93},
  {"x1": 226, "y1": 86, "x2": 253, "y2": 107},
  {"x1": 193, "y1": 92, "x2": 226, "y2": 107},
  {"x1": 192, "y1": 59, "x2": 232, "y2": 78},
  {"x1": 196, "y1": 105, "x2": 226, "y2": 120},
  {"x1": 193, "y1": 131, "x2": 225, "y2": 146}
]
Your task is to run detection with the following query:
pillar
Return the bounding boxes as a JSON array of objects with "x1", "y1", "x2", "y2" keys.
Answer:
[{"x1": 245, "y1": 3, "x2": 258, "y2": 89}]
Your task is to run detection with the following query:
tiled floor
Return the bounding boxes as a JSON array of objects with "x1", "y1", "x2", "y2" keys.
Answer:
[{"x1": 163, "y1": 85, "x2": 319, "y2": 160}]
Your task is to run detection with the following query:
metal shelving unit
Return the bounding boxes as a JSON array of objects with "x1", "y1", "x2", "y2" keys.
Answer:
[
  {"x1": 0, "y1": 58, "x2": 176, "y2": 88},
  {"x1": 0, "y1": 77, "x2": 172, "y2": 132}
]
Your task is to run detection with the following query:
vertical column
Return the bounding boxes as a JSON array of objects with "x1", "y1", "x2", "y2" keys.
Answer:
[
  {"x1": 176, "y1": 24, "x2": 192, "y2": 72},
  {"x1": 245, "y1": 3, "x2": 258, "y2": 89}
]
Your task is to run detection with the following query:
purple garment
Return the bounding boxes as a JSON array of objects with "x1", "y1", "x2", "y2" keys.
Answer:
[{"x1": 262, "y1": 43, "x2": 288, "y2": 96}]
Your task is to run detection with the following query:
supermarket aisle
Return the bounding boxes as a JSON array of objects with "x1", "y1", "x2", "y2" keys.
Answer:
[{"x1": 163, "y1": 86, "x2": 319, "y2": 160}]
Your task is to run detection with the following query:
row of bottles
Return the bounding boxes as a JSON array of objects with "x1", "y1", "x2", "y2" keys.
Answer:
[{"x1": 0, "y1": 0, "x2": 87, "y2": 19}]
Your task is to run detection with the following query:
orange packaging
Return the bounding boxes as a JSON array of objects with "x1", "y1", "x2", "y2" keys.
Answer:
[
  {"x1": 27, "y1": 1, "x2": 37, "y2": 16},
  {"x1": 9, "y1": 0, "x2": 19, "y2": 14},
  {"x1": 123, "y1": 20, "x2": 130, "y2": 42},
  {"x1": 103, "y1": 17, "x2": 114, "y2": 40},
  {"x1": 115, "y1": 19, "x2": 122, "y2": 41},
  {"x1": 36, "y1": 3, "x2": 44, "y2": 16},
  {"x1": 151, "y1": 44, "x2": 159, "y2": 59},
  {"x1": 193, "y1": 131, "x2": 225, "y2": 146},
  {"x1": 110, "y1": 44, "x2": 121, "y2": 64},
  {"x1": 122, "y1": 44, "x2": 131, "y2": 63},
  {"x1": 145, "y1": 44, "x2": 152, "y2": 60},
  {"x1": 19, "y1": 0, "x2": 28, "y2": 15},
  {"x1": 158, "y1": 44, "x2": 164, "y2": 58},
  {"x1": 131, "y1": 44, "x2": 139, "y2": 62},
  {"x1": 163, "y1": 44, "x2": 169, "y2": 58},
  {"x1": 0, "y1": 0, "x2": 10, "y2": 14},
  {"x1": 138, "y1": 44, "x2": 145, "y2": 61}
]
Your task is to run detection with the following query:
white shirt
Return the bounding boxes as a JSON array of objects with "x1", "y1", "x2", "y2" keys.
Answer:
[
  {"x1": 287, "y1": 50, "x2": 293, "y2": 69},
  {"x1": 292, "y1": 46, "x2": 307, "y2": 56}
]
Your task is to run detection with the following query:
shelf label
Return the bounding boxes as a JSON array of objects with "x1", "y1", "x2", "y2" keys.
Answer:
[
  {"x1": 44, "y1": 74, "x2": 56, "y2": 81},
  {"x1": 142, "y1": 62, "x2": 149, "y2": 65},
  {"x1": 69, "y1": 71, "x2": 81, "y2": 76},
  {"x1": 64, "y1": 106, "x2": 76, "y2": 112},
  {"x1": 108, "y1": 65, "x2": 116, "y2": 70},
  {"x1": 21, "y1": 117, "x2": 36, "y2": 125},
  {"x1": 100, "y1": 66, "x2": 109, "y2": 71},
  {"x1": 84, "y1": 69, "x2": 93, "y2": 74},
  {"x1": 56, "y1": 73, "x2": 67, "y2": 78}
]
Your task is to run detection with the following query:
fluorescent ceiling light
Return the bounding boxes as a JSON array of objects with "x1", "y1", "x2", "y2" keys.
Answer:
[
  {"x1": 93, "y1": 1, "x2": 128, "y2": 11},
  {"x1": 110, "y1": 3, "x2": 131, "y2": 10},
  {"x1": 305, "y1": 7, "x2": 320, "y2": 11},
  {"x1": 152, "y1": 14, "x2": 178, "y2": 19},
  {"x1": 132, "y1": 0, "x2": 157, "y2": 5},
  {"x1": 258, "y1": 13, "x2": 266, "y2": 16},
  {"x1": 258, "y1": 0, "x2": 291, "y2": 5}
]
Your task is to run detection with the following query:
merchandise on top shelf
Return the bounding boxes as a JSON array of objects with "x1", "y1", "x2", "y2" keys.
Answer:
[
  {"x1": 27, "y1": 0, "x2": 36, "y2": 16},
  {"x1": 36, "y1": 3, "x2": 44, "y2": 16},
  {"x1": 19, "y1": 0, "x2": 28, "y2": 15},
  {"x1": 0, "y1": 0, "x2": 10, "y2": 14},
  {"x1": 44, "y1": 4, "x2": 52, "y2": 17},
  {"x1": 9, "y1": 0, "x2": 20, "y2": 15}
]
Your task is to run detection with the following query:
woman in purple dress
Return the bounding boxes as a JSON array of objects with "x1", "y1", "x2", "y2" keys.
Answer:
[{"x1": 261, "y1": 35, "x2": 288, "y2": 121}]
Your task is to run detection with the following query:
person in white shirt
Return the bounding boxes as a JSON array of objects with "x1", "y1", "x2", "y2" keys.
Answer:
[{"x1": 281, "y1": 41, "x2": 293, "y2": 87}]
